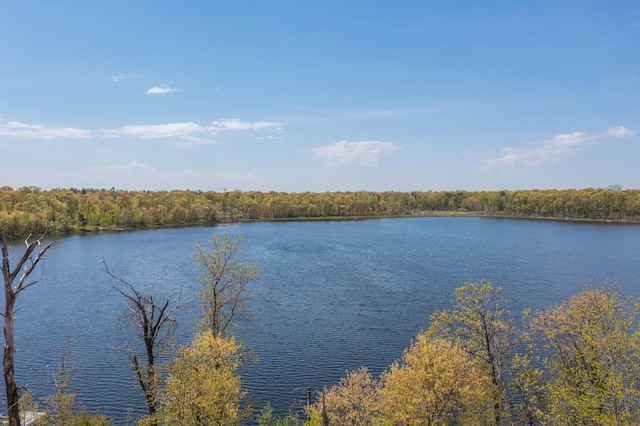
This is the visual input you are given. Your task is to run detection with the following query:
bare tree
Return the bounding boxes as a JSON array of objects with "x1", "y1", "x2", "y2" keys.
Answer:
[
  {"x1": 104, "y1": 262, "x2": 180, "y2": 424},
  {"x1": 1, "y1": 230, "x2": 52, "y2": 426}
]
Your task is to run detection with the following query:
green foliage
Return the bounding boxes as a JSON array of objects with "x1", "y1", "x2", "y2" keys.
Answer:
[
  {"x1": 155, "y1": 330, "x2": 251, "y2": 426},
  {"x1": 426, "y1": 280, "x2": 515, "y2": 425},
  {"x1": 307, "y1": 367, "x2": 380, "y2": 425},
  {"x1": 508, "y1": 350, "x2": 546, "y2": 425},
  {"x1": 311, "y1": 281, "x2": 640, "y2": 426},
  {"x1": 195, "y1": 233, "x2": 259, "y2": 336},
  {"x1": 526, "y1": 282, "x2": 640, "y2": 425},
  {"x1": 257, "y1": 403, "x2": 303, "y2": 426},
  {"x1": 379, "y1": 336, "x2": 492, "y2": 425},
  {"x1": 19, "y1": 357, "x2": 112, "y2": 426},
  {"x1": 51, "y1": 411, "x2": 111, "y2": 426},
  {"x1": 1, "y1": 187, "x2": 639, "y2": 237}
]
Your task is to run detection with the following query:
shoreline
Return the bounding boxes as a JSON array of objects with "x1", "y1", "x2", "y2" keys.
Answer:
[{"x1": 28, "y1": 211, "x2": 640, "y2": 238}]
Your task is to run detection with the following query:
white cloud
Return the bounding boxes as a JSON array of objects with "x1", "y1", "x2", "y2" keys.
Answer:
[
  {"x1": 0, "y1": 116, "x2": 284, "y2": 144},
  {"x1": 209, "y1": 119, "x2": 282, "y2": 134},
  {"x1": 312, "y1": 140, "x2": 401, "y2": 166},
  {"x1": 484, "y1": 126, "x2": 635, "y2": 171},
  {"x1": 606, "y1": 125, "x2": 635, "y2": 138},
  {"x1": 102, "y1": 119, "x2": 282, "y2": 142},
  {"x1": 103, "y1": 122, "x2": 205, "y2": 139},
  {"x1": 146, "y1": 85, "x2": 179, "y2": 94},
  {"x1": 0, "y1": 119, "x2": 91, "y2": 139}
]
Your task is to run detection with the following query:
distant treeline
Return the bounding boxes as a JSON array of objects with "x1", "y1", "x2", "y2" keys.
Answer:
[{"x1": 0, "y1": 186, "x2": 639, "y2": 236}]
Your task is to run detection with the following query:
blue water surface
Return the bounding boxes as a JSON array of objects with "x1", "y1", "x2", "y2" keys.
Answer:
[{"x1": 6, "y1": 217, "x2": 640, "y2": 423}]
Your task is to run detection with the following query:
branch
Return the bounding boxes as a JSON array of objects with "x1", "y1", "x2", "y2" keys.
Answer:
[{"x1": 14, "y1": 229, "x2": 52, "y2": 295}]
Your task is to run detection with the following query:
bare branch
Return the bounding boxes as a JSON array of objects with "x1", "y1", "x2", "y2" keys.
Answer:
[
  {"x1": 103, "y1": 259, "x2": 181, "y2": 421},
  {"x1": 2, "y1": 228, "x2": 52, "y2": 426}
]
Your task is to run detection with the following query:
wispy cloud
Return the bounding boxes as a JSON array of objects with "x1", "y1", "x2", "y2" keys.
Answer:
[
  {"x1": 102, "y1": 122, "x2": 205, "y2": 139},
  {"x1": 146, "y1": 85, "x2": 179, "y2": 94},
  {"x1": 101, "y1": 118, "x2": 282, "y2": 143},
  {"x1": 210, "y1": 119, "x2": 282, "y2": 134},
  {"x1": 605, "y1": 125, "x2": 635, "y2": 138},
  {"x1": 1, "y1": 116, "x2": 283, "y2": 145},
  {"x1": 110, "y1": 73, "x2": 139, "y2": 82},
  {"x1": 484, "y1": 126, "x2": 635, "y2": 171},
  {"x1": 0, "y1": 119, "x2": 91, "y2": 139},
  {"x1": 313, "y1": 140, "x2": 401, "y2": 166}
]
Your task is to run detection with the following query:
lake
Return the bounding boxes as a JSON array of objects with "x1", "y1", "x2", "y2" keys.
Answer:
[{"x1": 6, "y1": 217, "x2": 640, "y2": 423}]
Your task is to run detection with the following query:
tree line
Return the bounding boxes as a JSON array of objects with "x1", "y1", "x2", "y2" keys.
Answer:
[{"x1": 1, "y1": 186, "x2": 639, "y2": 237}]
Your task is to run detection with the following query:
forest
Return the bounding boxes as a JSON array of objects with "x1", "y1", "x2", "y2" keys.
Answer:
[{"x1": 0, "y1": 185, "x2": 639, "y2": 237}]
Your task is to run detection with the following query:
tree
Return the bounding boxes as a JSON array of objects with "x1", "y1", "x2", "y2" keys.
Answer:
[
  {"x1": 20, "y1": 343, "x2": 112, "y2": 426},
  {"x1": 307, "y1": 367, "x2": 379, "y2": 426},
  {"x1": 508, "y1": 350, "x2": 546, "y2": 425},
  {"x1": 156, "y1": 330, "x2": 250, "y2": 425},
  {"x1": 527, "y1": 282, "x2": 640, "y2": 425},
  {"x1": 378, "y1": 335, "x2": 491, "y2": 425},
  {"x1": 194, "y1": 233, "x2": 258, "y2": 336},
  {"x1": 1, "y1": 230, "x2": 52, "y2": 426},
  {"x1": 257, "y1": 403, "x2": 303, "y2": 426},
  {"x1": 104, "y1": 263, "x2": 180, "y2": 424},
  {"x1": 426, "y1": 281, "x2": 515, "y2": 425}
]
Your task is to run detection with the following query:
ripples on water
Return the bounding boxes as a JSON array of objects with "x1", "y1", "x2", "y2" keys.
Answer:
[{"x1": 7, "y1": 217, "x2": 640, "y2": 422}]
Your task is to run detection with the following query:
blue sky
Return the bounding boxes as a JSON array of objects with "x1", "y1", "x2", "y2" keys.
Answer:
[{"x1": 1, "y1": 1, "x2": 638, "y2": 192}]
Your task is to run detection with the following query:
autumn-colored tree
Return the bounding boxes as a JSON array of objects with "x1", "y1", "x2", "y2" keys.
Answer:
[
  {"x1": 1, "y1": 187, "x2": 640, "y2": 236},
  {"x1": 426, "y1": 281, "x2": 515, "y2": 425},
  {"x1": 307, "y1": 367, "x2": 379, "y2": 426},
  {"x1": 194, "y1": 233, "x2": 259, "y2": 336},
  {"x1": 527, "y1": 282, "x2": 640, "y2": 425},
  {"x1": 155, "y1": 330, "x2": 250, "y2": 426},
  {"x1": 379, "y1": 335, "x2": 491, "y2": 425}
]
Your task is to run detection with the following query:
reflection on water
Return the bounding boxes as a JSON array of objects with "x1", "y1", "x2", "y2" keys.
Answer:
[{"x1": 8, "y1": 217, "x2": 640, "y2": 422}]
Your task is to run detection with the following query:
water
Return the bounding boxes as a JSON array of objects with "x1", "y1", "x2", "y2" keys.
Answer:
[{"x1": 5, "y1": 217, "x2": 640, "y2": 423}]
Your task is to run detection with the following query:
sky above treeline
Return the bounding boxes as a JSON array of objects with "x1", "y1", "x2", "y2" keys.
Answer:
[{"x1": 1, "y1": 1, "x2": 638, "y2": 192}]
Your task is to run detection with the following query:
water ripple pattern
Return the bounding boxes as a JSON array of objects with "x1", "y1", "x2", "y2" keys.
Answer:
[{"x1": 6, "y1": 217, "x2": 640, "y2": 422}]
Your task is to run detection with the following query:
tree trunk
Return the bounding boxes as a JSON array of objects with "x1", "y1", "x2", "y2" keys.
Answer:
[
  {"x1": 3, "y1": 291, "x2": 18, "y2": 426},
  {"x1": 2, "y1": 231, "x2": 52, "y2": 426}
]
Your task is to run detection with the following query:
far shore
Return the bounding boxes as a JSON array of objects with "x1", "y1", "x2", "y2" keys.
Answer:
[{"x1": 42, "y1": 211, "x2": 640, "y2": 238}]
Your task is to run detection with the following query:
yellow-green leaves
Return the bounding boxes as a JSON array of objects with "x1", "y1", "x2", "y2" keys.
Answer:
[
  {"x1": 426, "y1": 280, "x2": 515, "y2": 425},
  {"x1": 194, "y1": 233, "x2": 259, "y2": 337},
  {"x1": 306, "y1": 281, "x2": 640, "y2": 425},
  {"x1": 379, "y1": 336, "x2": 492, "y2": 426},
  {"x1": 308, "y1": 367, "x2": 379, "y2": 426},
  {"x1": 528, "y1": 282, "x2": 640, "y2": 425},
  {"x1": 307, "y1": 338, "x2": 492, "y2": 426},
  {"x1": 156, "y1": 331, "x2": 250, "y2": 426}
]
